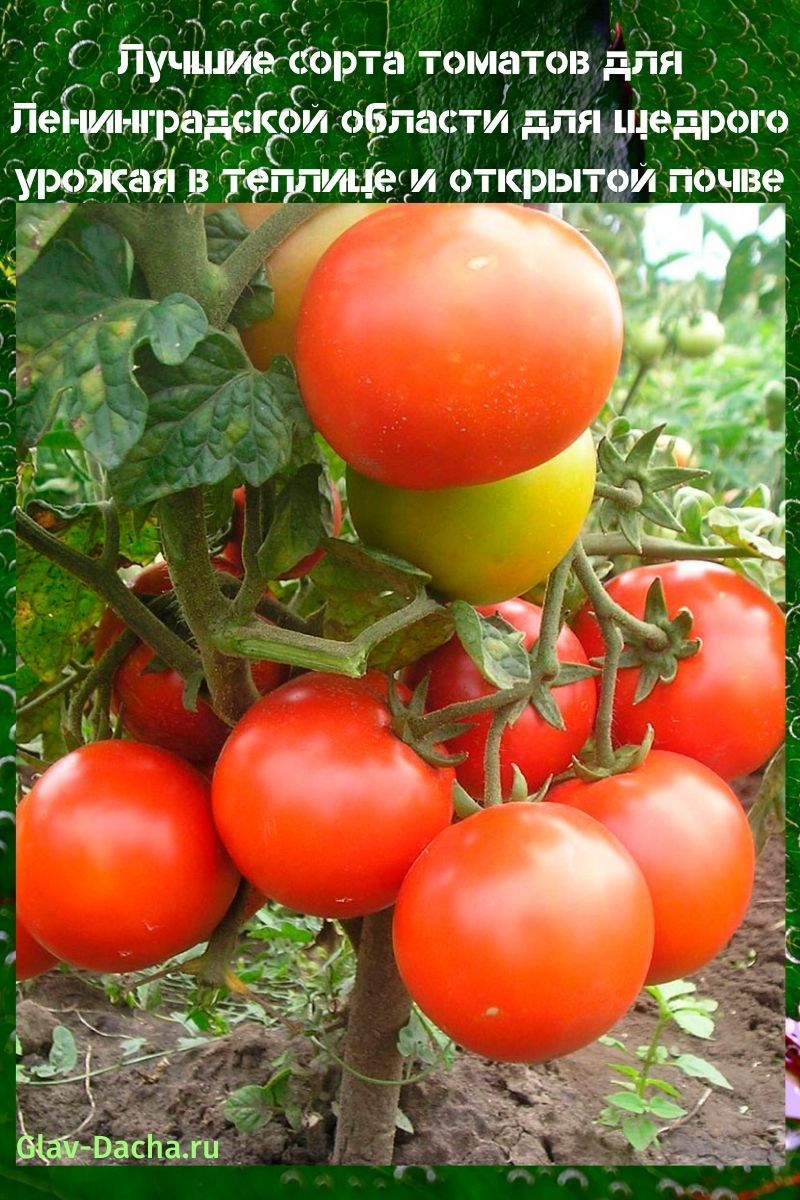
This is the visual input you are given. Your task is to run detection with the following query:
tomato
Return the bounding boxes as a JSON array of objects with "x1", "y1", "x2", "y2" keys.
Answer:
[
  {"x1": 674, "y1": 311, "x2": 724, "y2": 358},
  {"x1": 407, "y1": 598, "x2": 596, "y2": 799},
  {"x1": 572, "y1": 561, "x2": 785, "y2": 779},
  {"x1": 551, "y1": 750, "x2": 755, "y2": 983},
  {"x1": 628, "y1": 317, "x2": 668, "y2": 365},
  {"x1": 239, "y1": 204, "x2": 381, "y2": 368},
  {"x1": 655, "y1": 433, "x2": 695, "y2": 468},
  {"x1": 15, "y1": 915, "x2": 58, "y2": 981},
  {"x1": 296, "y1": 205, "x2": 622, "y2": 490},
  {"x1": 212, "y1": 673, "x2": 454, "y2": 918},
  {"x1": 347, "y1": 429, "x2": 596, "y2": 604},
  {"x1": 221, "y1": 482, "x2": 343, "y2": 579},
  {"x1": 393, "y1": 803, "x2": 654, "y2": 1062},
  {"x1": 16, "y1": 741, "x2": 239, "y2": 972},
  {"x1": 96, "y1": 560, "x2": 289, "y2": 763}
]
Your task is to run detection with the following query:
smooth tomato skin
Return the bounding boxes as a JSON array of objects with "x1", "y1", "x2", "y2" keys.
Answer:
[
  {"x1": 221, "y1": 483, "x2": 343, "y2": 579},
  {"x1": 572, "y1": 561, "x2": 785, "y2": 780},
  {"x1": 97, "y1": 559, "x2": 288, "y2": 762},
  {"x1": 296, "y1": 205, "x2": 622, "y2": 490},
  {"x1": 347, "y1": 430, "x2": 596, "y2": 604},
  {"x1": 407, "y1": 599, "x2": 596, "y2": 799},
  {"x1": 393, "y1": 803, "x2": 654, "y2": 1062},
  {"x1": 15, "y1": 915, "x2": 58, "y2": 981},
  {"x1": 16, "y1": 741, "x2": 240, "y2": 973},
  {"x1": 212, "y1": 673, "x2": 454, "y2": 918},
  {"x1": 674, "y1": 311, "x2": 724, "y2": 358},
  {"x1": 551, "y1": 750, "x2": 755, "y2": 983},
  {"x1": 239, "y1": 203, "x2": 381, "y2": 368}
]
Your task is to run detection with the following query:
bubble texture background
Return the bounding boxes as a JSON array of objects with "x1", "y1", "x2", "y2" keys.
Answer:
[{"x1": 1, "y1": 0, "x2": 798, "y2": 1190}]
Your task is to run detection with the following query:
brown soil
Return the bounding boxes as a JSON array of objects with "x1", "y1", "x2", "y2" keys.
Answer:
[{"x1": 16, "y1": 779, "x2": 785, "y2": 1168}]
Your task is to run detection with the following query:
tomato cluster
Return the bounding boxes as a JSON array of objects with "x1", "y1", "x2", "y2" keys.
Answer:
[{"x1": 16, "y1": 206, "x2": 777, "y2": 1081}]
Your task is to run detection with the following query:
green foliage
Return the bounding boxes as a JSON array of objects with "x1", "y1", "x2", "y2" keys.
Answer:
[{"x1": 597, "y1": 980, "x2": 731, "y2": 1153}]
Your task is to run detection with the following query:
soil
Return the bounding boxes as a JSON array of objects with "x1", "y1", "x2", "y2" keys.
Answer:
[{"x1": 16, "y1": 777, "x2": 785, "y2": 1168}]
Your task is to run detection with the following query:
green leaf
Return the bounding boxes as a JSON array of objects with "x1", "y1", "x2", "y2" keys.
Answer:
[
  {"x1": 672, "y1": 1054, "x2": 732, "y2": 1089},
  {"x1": 110, "y1": 336, "x2": 307, "y2": 507},
  {"x1": 395, "y1": 1108, "x2": 414, "y2": 1134},
  {"x1": 647, "y1": 1095, "x2": 686, "y2": 1120},
  {"x1": 706, "y1": 506, "x2": 785, "y2": 562},
  {"x1": 16, "y1": 201, "x2": 75, "y2": 276},
  {"x1": 654, "y1": 979, "x2": 696, "y2": 1002},
  {"x1": 222, "y1": 1085, "x2": 276, "y2": 1133},
  {"x1": 204, "y1": 208, "x2": 274, "y2": 329},
  {"x1": 606, "y1": 1091, "x2": 647, "y2": 1113},
  {"x1": 621, "y1": 1114, "x2": 660, "y2": 1152},
  {"x1": 258, "y1": 464, "x2": 328, "y2": 578},
  {"x1": 672, "y1": 1009, "x2": 715, "y2": 1039},
  {"x1": 17, "y1": 518, "x2": 105, "y2": 681},
  {"x1": 451, "y1": 602, "x2": 531, "y2": 690},
  {"x1": 748, "y1": 744, "x2": 785, "y2": 855},
  {"x1": 17, "y1": 223, "x2": 208, "y2": 465},
  {"x1": 33, "y1": 1026, "x2": 77, "y2": 1078}
]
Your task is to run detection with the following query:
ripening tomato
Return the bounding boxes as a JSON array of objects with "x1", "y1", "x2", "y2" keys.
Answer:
[
  {"x1": 221, "y1": 482, "x2": 343, "y2": 579},
  {"x1": 238, "y1": 203, "x2": 381, "y2": 368},
  {"x1": 212, "y1": 673, "x2": 454, "y2": 918},
  {"x1": 406, "y1": 598, "x2": 596, "y2": 799},
  {"x1": 95, "y1": 559, "x2": 288, "y2": 763},
  {"x1": 296, "y1": 205, "x2": 622, "y2": 489},
  {"x1": 393, "y1": 803, "x2": 654, "y2": 1062},
  {"x1": 572, "y1": 560, "x2": 785, "y2": 779},
  {"x1": 15, "y1": 915, "x2": 58, "y2": 981},
  {"x1": 674, "y1": 311, "x2": 724, "y2": 358},
  {"x1": 551, "y1": 750, "x2": 755, "y2": 983},
  {"x1": 347, "y1": 429, "x2": 596, "y2": 604},
  {"x1": 17, "y1": 741, "x2": 240, "y2": 972}
]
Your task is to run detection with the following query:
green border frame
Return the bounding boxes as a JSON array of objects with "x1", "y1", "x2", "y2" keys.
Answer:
[{"x1": 1, "y1": 0, "x2": 798, "y2": 1193}]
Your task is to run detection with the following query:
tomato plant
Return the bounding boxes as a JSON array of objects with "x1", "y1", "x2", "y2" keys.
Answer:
[
  {"x1": 393, "y1": 803, "x2": 654, "y2": 1062},
  {"x1": 296, "y1": 205, "x2": 622, "y2": 489},
  {"x1": 347, "y1": 430, "x2": 596, "y2": 604},
  {"x1": 15, "y1": 915, "x2": 58, "y2": 981},
  {"x1": 572, "y1": 560, "x2": 785, "y2": 779},
  {"x1": 212, "y1": 673, "x2": 454, "y2": 918},
  {"x1": 407, "y1": 598, "x2": 596, "y2": 798},
  {"x1": 551, "y1": 750, "x2": 755, "y2": 983},
  {"x1": 16, "y1": 741, "x2": 240, "y2": 972}
]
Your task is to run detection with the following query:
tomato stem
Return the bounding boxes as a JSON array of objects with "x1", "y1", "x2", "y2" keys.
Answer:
[
  {"x1": 214, "y1": 206, "x2": 316, "y2": 327},
  {"x1": 573, "y1": 541, "x2": 669, "y2": 649},
  {"x1": 16, "y1": 506, "x2": 201, "y2": 680},
  {"x1": 331, "y1": 908, "x2": 411, "y2": 1164},
  {"x1": 483, "y1": 705, "x2": 513, "y2": 806},
  {"x1": 582, "y1": 532, "x2": 763, "y2": 561},
  {"x1": 617, "y1": 360, "x2": 650, "y2": 416},
  {"x1": 63, "y1": 629, "x2": 137, "y2": 750}
]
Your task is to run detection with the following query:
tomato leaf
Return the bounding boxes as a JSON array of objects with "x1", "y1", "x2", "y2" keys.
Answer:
[
  {"x1": 205, "y1": 208, "x2": 275, "y2": 329},
  {"x1": 451, "y1": 603, "x2": 531, "y2": 690},
  {"x1": 16, "y1": 201, "x2": 75, "y2": 276},
  {"x1": 606, "y1": 1091, "x2": 647, "y2": 1113},
  {"x1": 258, "y1": 464, "x2": 330, "y2": 578},
  {"x1": 647, "y1": 1095, "x2": 686, "y2": 1120},
  {"x1": 18, "y1": 222, "x2": 208, "y2": 463},
  {"x1": 110, "y1": 338, "x2": 307, "y2": 507}
]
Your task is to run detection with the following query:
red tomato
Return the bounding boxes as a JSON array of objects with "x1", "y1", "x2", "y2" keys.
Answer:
[
  {"x1": 296, "y1": 205, "x2": 622, "y2": 489},
  {"x1": 212, "y1": 673, "x2": 454, "y2": 918},
  {"x1": 221, "y1": 483, "x2": 343, "y2": 578},
  {"x1": 393, "y1": 803, "x2": 654, "y2": 1062},
  {"x1": 95, "y1": 559, "x2": 289, "y2": 763},
  {"x1": 551, "y1": 750, "x2": 755, "y2": 983},
  {"x1": 572, "y1": 561, "x2": 785, "y2": 779},
  {"x1": 15, "y1": 915, "x2": 58, "y2": 981},
  {"x1": 16, "y1": 741, "x2": 240, "y2": 972},
  {"x1": 407, "y1": 599, "x2": 596, "y2": 799}
]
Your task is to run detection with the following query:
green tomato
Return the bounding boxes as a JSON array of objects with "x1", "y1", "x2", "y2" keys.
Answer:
[
  {"x1": 674, "y1": 311, "x2": 725, "y2": 358},
  {"x1": 763, "y1": 379, "x2": 785, "y2": 431},
  {"x1": 628, "y1": 316, "x2": 668, "y2": 365},
  {"x1": 347, "y1": 430, "x2": 596, "y2": 605}
]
